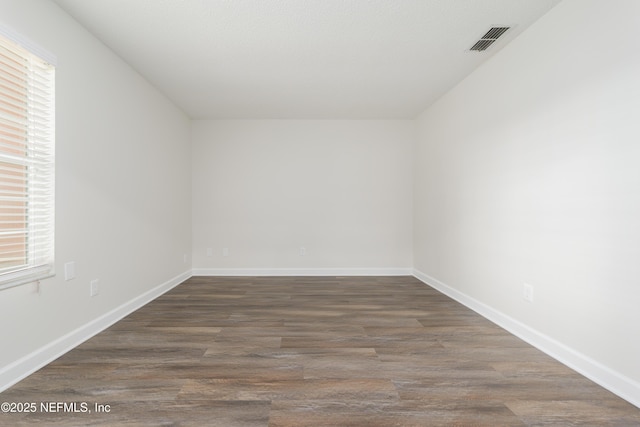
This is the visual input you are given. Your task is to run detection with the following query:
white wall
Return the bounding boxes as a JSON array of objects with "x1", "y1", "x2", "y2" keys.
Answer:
[
  {"x1": 414, "y1": 0, "x2": 640, "y2": 404},
  {"x1": 0, "y1": 0, "x2": 192, "y2": 388},
  {"x1": 192, "y1": 120, "x2": 413, "y2": 273}
]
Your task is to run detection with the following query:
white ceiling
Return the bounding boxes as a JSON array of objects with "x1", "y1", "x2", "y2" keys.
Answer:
[{"x1": 52, "y1": 0, "x2": 562, "y2": 119}]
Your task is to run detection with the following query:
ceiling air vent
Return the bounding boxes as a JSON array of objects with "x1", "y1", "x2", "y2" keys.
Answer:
[{"x1": 470, "y1": 26, "x2": 510, "y2": 51}]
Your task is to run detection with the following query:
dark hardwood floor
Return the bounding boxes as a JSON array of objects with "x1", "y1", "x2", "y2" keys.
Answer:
[{"x1": 2, "y1": 276, "x2": 639, "y2": 426}]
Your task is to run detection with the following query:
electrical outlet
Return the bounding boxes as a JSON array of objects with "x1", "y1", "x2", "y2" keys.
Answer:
[
  {"x1": 206, "y1": 248, "x2": 213, "y2": 257},
  {"x1": 523, "y1": 283, "x2": 534, "y2": 303},
  {"x1": 300, "y1": 246, "x2": 306, "y2": 256},
  {"x1": 222, "y1": 248, "x2": 229, "y2": 257},
  {"x1": 90, "y1": 279, "x2": 99, "y2": 297},
  {"x1": 183, "y1": 253, "x2": 188, "y2": 263},
  {"x1": 64, "y1": 262, "x2": 76, "y2": 281}
]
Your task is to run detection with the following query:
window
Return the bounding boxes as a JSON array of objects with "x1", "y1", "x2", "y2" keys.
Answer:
[{"x1": 0, "y1": 30, "x2": 55, "y2": 290}]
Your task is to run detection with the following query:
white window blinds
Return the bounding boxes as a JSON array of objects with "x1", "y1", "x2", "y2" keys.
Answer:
[{"x1": 0, "y1": 31, "x2": 55, "y2": 290}]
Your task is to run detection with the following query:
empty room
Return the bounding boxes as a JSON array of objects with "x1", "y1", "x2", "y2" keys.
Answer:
[{"x1": 1, "y1": 0, "x2": 639, "y2": 425}]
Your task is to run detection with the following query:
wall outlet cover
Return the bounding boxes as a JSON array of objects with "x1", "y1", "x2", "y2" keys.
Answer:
[
  {"x1": 64, "y1": 262, "x2": 76, "y2": 281},
  {"x1": 523, "y1": 283, "x2": 534, "y2": 303},
  {"x1": 90, "y1": 279, "x2": 99, "y2": 297}
]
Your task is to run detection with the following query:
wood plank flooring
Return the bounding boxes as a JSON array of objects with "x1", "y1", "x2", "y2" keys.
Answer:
[{"x1": 1, "y1": 276, "x2": 639, "y2": 426}]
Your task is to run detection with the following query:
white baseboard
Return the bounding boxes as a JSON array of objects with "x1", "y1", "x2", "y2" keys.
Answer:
[
  {"x1": 192, "y1": 267, "x2": 413, "y2": 277},
  {"x1": 412, "y1": 269, "x2": 640, "y2": 409},
  {"x1": 0, "y1": 270, "x2": 192, "y2": 393}
]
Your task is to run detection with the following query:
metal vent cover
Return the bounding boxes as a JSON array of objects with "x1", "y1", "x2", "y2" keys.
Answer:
[{"x1": 470, "y1": 26, "x2": 510, "y2": 51}]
